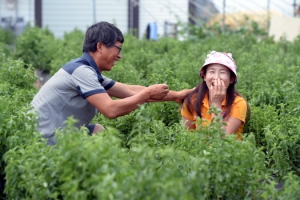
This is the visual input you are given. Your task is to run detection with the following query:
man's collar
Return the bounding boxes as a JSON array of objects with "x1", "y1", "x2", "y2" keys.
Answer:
[{"x1": 81, "y1": 53, "x2": 101, "y2": 75}]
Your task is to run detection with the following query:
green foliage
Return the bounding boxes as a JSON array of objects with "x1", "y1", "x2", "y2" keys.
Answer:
[
  {"x1": 4, "y1": 135, "x2": 60, "y2": 200},
  {"x1": 0, "y1": 51, "x2": 37, "y2": 199},
  {"x1": 264, "y1": 115, "x2": 300, "y2": 178},
  {"x1": 103, "y1": 62, "x2": 144, "y2": 85},
  {"x1": 0, "y1": 27, "x2": 16, "y2": 45},
  {"x1": 246, "y1": 105, "x2": 278, "y2": 148},
  {"x1": 2, "y1": 25, "x2": 300, "y2": 199},
  {"x1": 49, "y1": 28, "x2": 84, "y2": 75},
  {"x1": 0, "y1": 53, "x2": 36, "y2": 91},
  {"x1": 14, "y1": 26, "x2": 63, "y2": 71},
  {"x1": 0, "y1": 42, "x2": 12, "y2": 57},
  {"x1": 260, "y1": 173, "x2": 300, "y2": 199},
  {"x1": 3, "y1": 117, "x2": 268, "y2": 200}
]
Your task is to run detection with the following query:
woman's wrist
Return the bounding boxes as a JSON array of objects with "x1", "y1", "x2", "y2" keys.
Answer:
[{"x1": 211, "y1": 102, "x2": 222, "y2": 109}]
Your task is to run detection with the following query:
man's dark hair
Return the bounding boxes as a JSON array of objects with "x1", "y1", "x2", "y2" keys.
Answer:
[{"x1": 82, "y1": 21, "x2": 124, "y2": 53}]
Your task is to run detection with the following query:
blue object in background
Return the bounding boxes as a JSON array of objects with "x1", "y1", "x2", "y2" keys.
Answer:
[{"x1": 146, "y1": 22, "x2": 158, "y2": 41}]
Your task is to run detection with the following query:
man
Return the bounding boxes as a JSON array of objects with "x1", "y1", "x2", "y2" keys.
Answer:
[{"x1": 31, "y1": 21, "x2": 193, "y2": 145}]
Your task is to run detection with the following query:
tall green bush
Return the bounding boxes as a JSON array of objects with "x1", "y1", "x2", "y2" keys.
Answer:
[
  {"x1": 14, "y1": 26, "x2": 63, "y2": 72},
  {"x1": 0, "y1": 27, "x2": 16, "y2": 45}
]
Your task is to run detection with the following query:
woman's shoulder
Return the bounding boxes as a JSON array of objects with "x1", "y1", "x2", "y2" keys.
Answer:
[
  {"x1": 233, "y1": 95, "x2": 247, "y2": 105},
  {"x1": 234, "y1": 95, "x2": 246, "y2": 100},
  {"x1": 185, "y1": 93, "x2": 199, "y2": 103}
]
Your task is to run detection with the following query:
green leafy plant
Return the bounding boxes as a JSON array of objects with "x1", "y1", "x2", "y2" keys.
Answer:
[
  {"x1": 0, "y1": 27, "x2": 16, "y2": 45},
  {"x1": 14, "y1": 26, "x2": 62, "y2": 72},
  {"x1": 2, "y1": 25, "x2": 300, "y2": 199}
]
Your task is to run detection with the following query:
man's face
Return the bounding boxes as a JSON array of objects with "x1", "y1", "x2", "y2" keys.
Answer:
[{"x1": 100, "y1": 41, "x2": 122, "y2": 72}]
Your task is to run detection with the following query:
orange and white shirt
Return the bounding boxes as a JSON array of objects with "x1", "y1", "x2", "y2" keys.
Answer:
[{"x1": 181, "y1": 94, "x2": 247, "y2": 139}]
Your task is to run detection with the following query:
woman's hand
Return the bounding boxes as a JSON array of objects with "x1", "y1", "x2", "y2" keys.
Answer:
[{"x1": 209, "y1": 78, "x2": 226, "y2": 108}]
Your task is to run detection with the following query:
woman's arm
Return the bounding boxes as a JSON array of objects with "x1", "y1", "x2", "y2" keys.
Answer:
[
  {"x1": 223, "y1": 117, "x2": 242, "y2": 135},
  {"x1": 210, "y1": 97, "x2": 246, "y2": 135}
]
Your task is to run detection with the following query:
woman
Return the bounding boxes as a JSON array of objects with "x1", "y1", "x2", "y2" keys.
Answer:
[{"x1": 181, "y1": 51, "x2": 249, "y2": 140}]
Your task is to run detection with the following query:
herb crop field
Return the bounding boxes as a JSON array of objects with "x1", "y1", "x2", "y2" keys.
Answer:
[{"x1": 1, "y1": 25, "x2": 300, "y2": 199}]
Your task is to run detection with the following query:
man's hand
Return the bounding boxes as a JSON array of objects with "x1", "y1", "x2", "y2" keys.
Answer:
[{"x1": 145, "y1": 84, "x2": 169, "y2": 100}]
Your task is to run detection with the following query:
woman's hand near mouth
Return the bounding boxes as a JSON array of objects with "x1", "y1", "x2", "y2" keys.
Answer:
[{"x1": 209, "y1": 78, "x2": 226, "y2": 108}]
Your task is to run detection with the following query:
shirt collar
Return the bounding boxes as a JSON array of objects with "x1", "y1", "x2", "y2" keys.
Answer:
[
  {"x1": 81, "y1": 52, "x2": 101, "y2": 75},
  {"x1": 203, "y1": 93, "x2": 226, "y2": 108}
]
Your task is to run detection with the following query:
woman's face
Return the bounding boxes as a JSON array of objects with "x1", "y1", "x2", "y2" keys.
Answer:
[{"x1": 203, "y1": 64, "x2": 234, "y2": 89}]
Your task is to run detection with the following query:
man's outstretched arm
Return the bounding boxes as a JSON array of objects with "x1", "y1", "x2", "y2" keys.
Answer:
[
  {"x1": 87, "y1": 84, "x2": 169, "y2": 119},
  {"x1": 107, "y1": 82, "x2": 194, "y2": 103}
]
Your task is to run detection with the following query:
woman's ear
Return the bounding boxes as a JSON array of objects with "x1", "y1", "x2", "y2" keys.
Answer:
[
  {"x1": 230, "y1": 76, "x2": 236, "y2": 84},
  {"x1": 202, "y1": 71, "x2": 206, "y2": 81}
]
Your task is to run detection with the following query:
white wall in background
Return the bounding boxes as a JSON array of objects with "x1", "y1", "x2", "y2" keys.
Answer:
[
  {"x1": 0, "y1": 0, "x2": 34, "y2": 27},
  {"x1": 139, "y1": 0, "x2": 188, "y2": 39},
  {"x1": 43, "y1": 0, "x2": 127, "y2": 38},
  {"x1": 269, "y1": 16, "x2": 300, "y2": 41}
]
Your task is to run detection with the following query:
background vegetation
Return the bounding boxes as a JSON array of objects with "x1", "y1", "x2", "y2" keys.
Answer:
[{"x1": 0, "y1": 22, "x2": 300, "y2": 199}]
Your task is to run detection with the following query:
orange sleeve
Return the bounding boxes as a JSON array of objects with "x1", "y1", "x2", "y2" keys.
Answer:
[{"x1": 229, "y1": 96, "x2": 247, "y2": 123}]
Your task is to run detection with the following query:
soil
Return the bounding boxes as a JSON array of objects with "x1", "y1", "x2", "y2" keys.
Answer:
[{"x1": 34, "y1": 69, "x2": 51, "y2": 88}]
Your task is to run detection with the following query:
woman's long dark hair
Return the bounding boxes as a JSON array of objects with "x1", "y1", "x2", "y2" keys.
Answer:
[{"x1": 184, "y1": 71, "x2": 250, "y2": 121}]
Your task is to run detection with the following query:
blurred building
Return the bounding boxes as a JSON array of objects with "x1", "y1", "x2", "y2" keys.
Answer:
[
  {"x1": 0, "y1": 0, "x2": 30, "y2": 35},
  {"x1": 295, "y1": 4, "x2": 300, "y2": 16},
  {"x1": 269, "y1": 15, "x2": 300, "y2": 41},
  {"x1": 3, "y1": 0, "x2": 298, "y2": 41},
  {"x1": 0, "y1": 0, "x2": 192, "y2": 39},
  {"x1": 208, "y1": 10, "x2": 282, "y2": 30},
  {"x1": 189, "y1": 0, "x2": 219, "y2": 24}
]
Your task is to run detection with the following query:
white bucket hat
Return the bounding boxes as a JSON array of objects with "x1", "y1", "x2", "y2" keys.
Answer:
[{"x1": 199, "y1": 51, "x2": 238, "y2": 83}]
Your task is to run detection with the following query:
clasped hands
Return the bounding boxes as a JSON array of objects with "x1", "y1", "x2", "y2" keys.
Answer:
[{"x1": 145, "y1": 84, "x2": 195, "y2": 103}]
